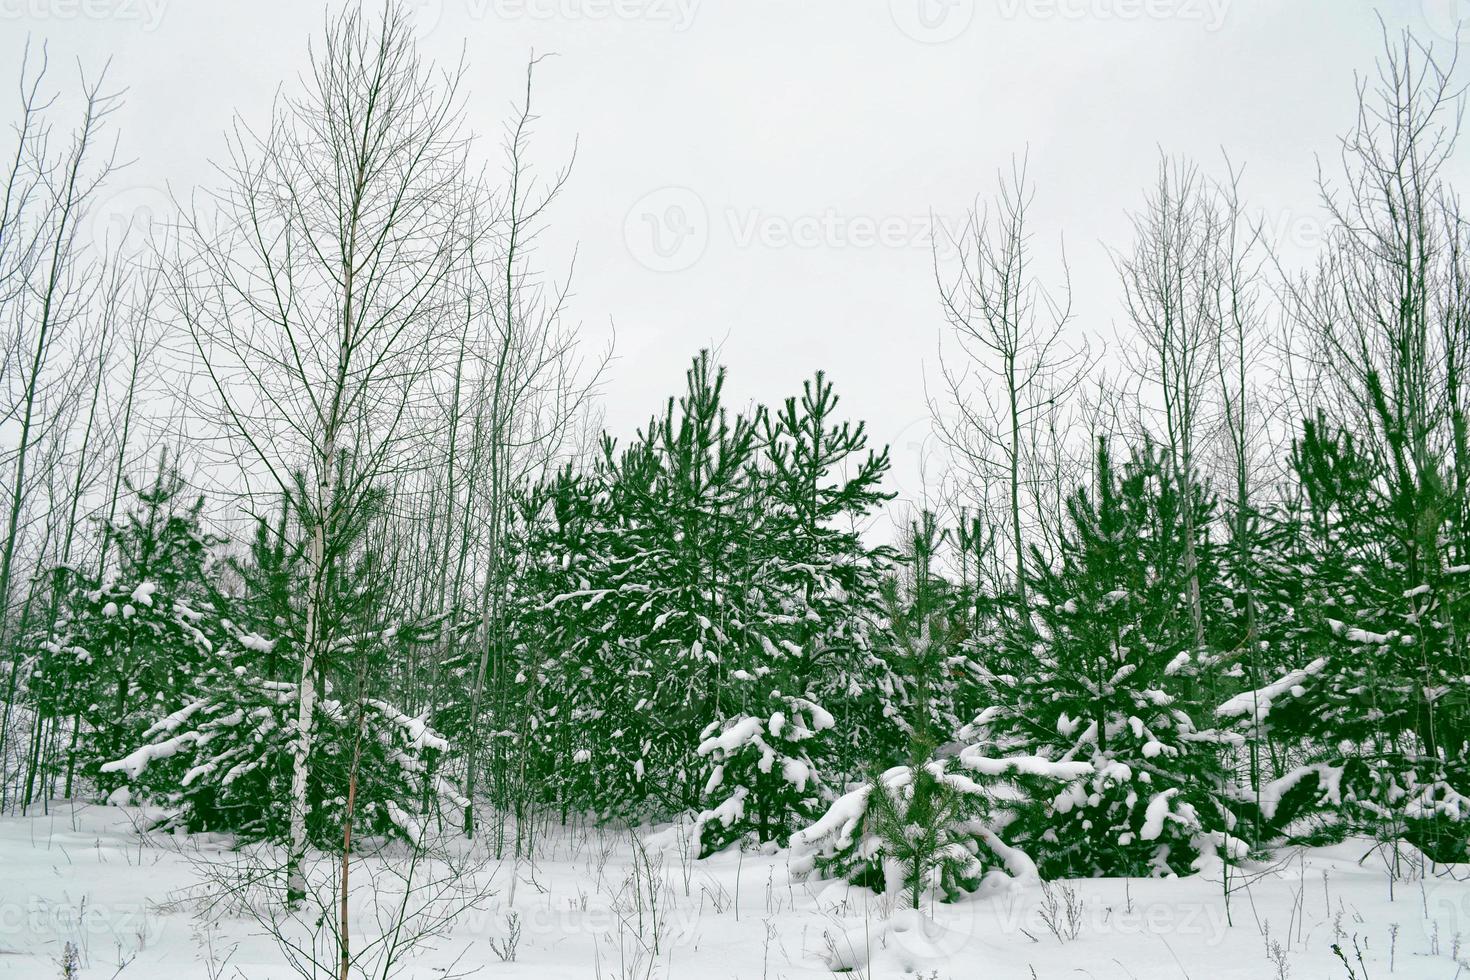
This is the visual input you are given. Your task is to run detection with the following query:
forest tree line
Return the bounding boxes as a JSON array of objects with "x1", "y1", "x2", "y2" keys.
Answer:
[{"x1": 0, "y1": 6, "x2": 1466, "y2": 908}]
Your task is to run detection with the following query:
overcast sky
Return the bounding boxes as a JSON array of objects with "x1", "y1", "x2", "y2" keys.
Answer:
[{"x1": 2, "y1": 0, "x2": 1463, "y2": 510}]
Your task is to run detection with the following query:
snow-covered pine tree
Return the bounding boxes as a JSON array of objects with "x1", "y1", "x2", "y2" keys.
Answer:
[
  {"x1": 1249, "y1": 31, "x2": 1470, "y2": 863},
  {"x1": 756, "y1": 371, "x2": 896, "y2": 776},
  {"x1": 103, "y1": 483, "x2": 460, "y2": 846},
  {"x1": 492, "y1": 353, "x2": 767, "y2": 821},
  {"x1": 488, "y1": 466, "x2": 608, "y2": 820},
  {"x1": 27, "y1": 465, "x2": 219, "y2": 798},
  {"x1": 101, "y1": 654, "x2": 457, "y2": 846},
  {"x1": 501, "y1": 356, "x2": 904, "y2": 841},
  {"x1": 793, "y1": 761, "x2": 1002, "y2": 906},
  {"x1": 694, "y1": 371, "x2": 895, "y2": 853},
  {"x1": 878, "y1": 512, "x2": 973, "y2": 756},
  {"x1": 603, "y1": 353, "x2": 766, "y2": 816},
  {"x1": 693, "y1": 688, "x2": 835, "y2": 854},
  {"x1": 973, "y1": 439, "x2": 1244, "y2": 877},
  {"x1": 792, "y1": 513, "x2": 1070, "y2": 904},
  {"x1": 1218, "y1": 417, "x2": 1470, "y2": 860},
  {"x1": 1207, "y1": 484, "x2": 1305, "y2": 850}
]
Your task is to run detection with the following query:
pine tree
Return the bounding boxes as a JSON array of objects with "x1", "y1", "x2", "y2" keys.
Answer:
[
  {"x1": 28, "y1": 466, "x2": 219, "y2": 798},
  {"x1": 103, "y1": 480, "x2": 460, "y2": 846},
  {"x1": 498, "y1": 355, "x2": 902, "y2": 844},
  {"x1": 757, "y1": 372, "x2": 896, "y2": 775},
  {"x1": 481, "y1": 353, "x2": 766, "y2": 821},
  {"x1": 694, "y1": 372, "x2": 895, "y2": 852},
  {"x1": 1220, "y1": 417, "x2": 1470, "y2": 860},
  {"x1": 792, "y1": 512, "x2": 1072, "y2": 904},
  {"x1": 974, "y1": 440, "x2": 1244, "y2": 877},
  {"x1": 693, "y1": 689, "x2": 835, "y2": 853},
  {"x1": 491, "y1": 466, "x2": 607, "y2": 819}
]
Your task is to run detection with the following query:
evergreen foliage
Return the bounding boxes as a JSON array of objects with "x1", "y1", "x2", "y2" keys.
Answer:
[
  {"x1": 1219, "y1": 416, "x2": 1470, "y2": 860},
  {"x1": 99, "y1": 482, "x2": 459, "y2": 846},
  {"x1": 970, "y1": 441, "x2": 1245, "y2": 877},
  {"x1": 28, "y1": 467, "x2": 219, "y2": 795}
]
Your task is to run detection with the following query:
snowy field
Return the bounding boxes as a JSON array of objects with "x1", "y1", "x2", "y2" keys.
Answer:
[{"x1": 3, "y1": 803, "x2": 1468, "y2": 979}]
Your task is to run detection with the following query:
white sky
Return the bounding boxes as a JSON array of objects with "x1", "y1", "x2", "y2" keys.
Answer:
[{"x1": 1, "y1": 0, "x2": 1462, "y2": 512}]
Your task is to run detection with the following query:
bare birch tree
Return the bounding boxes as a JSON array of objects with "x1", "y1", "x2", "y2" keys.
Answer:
[
  {"x1": 172, "y1": 5, "x2": 475, "y2": 902},
  {"x1": 1206, "y1": 158, "x2": 1282, "y2": 826},
  {"x1": 1286, "y1": 27, "x2": 1464, "y2": 585},
  {"x1": 0, "y1": 45, "x2": 122, "y2": 810},
  {"x1": 1118, "y1": 154, "x2": 1220, "y2": 653},
  {"x1": 1281, "y1": 27, "x2": 1470, "y2": 778},
  {"x1": 931, "y1": 155, "x2": 1082, "y2": 607},
  {"x1": 459, "y1": 59, "x2": 608, "y2": 842}
]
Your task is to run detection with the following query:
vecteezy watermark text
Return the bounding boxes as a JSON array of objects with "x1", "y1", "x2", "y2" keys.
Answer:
[
  {"x1": 467, "y1": 0, "x2": 698, "y2": 30},
  {"x1": 0, "y1": 0, "x2": 168, "y2": 30},
  {"x1": 624, "y1": 187, "x2": 972, "y2": 273},
  {"x1": 889, "y1": 0, "x2": 1230, "y2": 43}
]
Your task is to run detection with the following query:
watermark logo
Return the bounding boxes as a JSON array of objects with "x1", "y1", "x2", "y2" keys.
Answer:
[
  {"x1": 624, "y1": 186, "x2": 709, "y2": 273},
  {"x1": 886, "y1": 903, "x2": 983, "y2": 964},
  {"x1": 890, "y1": 0, "x2": 976, "y2": 44},
  {"x1": 992, "y1": 888, "x2": 1231, "y2": 945},
  {"x1": 404, "y1": 0, "x2": 445, "y2": 34},
  {"x1": 1258, "y1": 208, "x2": 1328, "y2": 254},
  {"x1": 728, "y1": 208, "x2": 959, "y2": 253},
  {"x1": 0, "y1": 898, "x2": 163, "y2": 947},
  {"x1": 88, "y1": 184, "x2": 174, "y2": 252},
  {"x1": 1414, "y1": 875, "x2": 1470, "y2": 954},
  {"x1": 1422, "y1": 0, "x2": 1470, "y2": 45},
  {"x1": 887, "y1": 414, "x2": 943, "y2": 508}
]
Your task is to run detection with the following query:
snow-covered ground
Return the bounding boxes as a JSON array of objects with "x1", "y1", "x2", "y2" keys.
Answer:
[{"x1": 3, "y1": 802, "x2": 1468, "y2": 978}]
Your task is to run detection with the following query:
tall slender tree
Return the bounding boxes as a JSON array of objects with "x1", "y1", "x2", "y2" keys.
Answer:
[
  {"x1": 174, "y1": 5, "x2": 474, "y2": 902},
  {"x1": 933, "y1": 156, "x2": 1083, "y2": 608}
]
